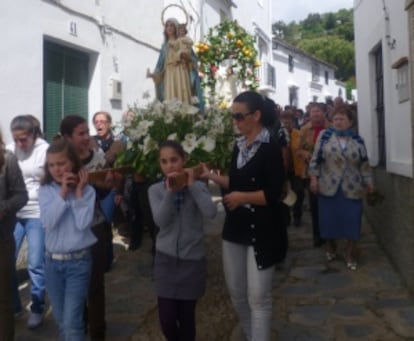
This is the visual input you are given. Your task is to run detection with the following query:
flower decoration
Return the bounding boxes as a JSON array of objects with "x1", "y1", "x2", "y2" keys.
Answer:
[
  {"x1": 195, "y1": 20, "x2": 260, "y2": 100},
  {"x1": 115, "y1": 99, "x2": 235, "y2": 181}
]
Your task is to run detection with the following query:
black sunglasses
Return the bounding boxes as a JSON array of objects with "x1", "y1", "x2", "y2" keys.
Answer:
[{"x1": 231, "y1": 111, "x2": 254, "y2": 121}]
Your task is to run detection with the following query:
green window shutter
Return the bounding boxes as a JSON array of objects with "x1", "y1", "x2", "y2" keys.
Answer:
[
  {"x1": 43, "y1": 42, "x2": 89, "y2": 142},
  {"x1": 64, "y1": 49, "x2": 89, "y2": 118},
  {"x1": 44, "y1": 42, "x2": 64, "y2": 141}
]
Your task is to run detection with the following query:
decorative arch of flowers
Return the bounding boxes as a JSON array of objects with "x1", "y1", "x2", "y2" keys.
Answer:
[{"x1": 195, "y1": 19, "x2": 261, "y2": 101}]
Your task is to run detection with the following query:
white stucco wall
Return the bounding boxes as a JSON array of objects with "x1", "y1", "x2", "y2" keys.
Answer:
[
  {"x1": 0, "y1": 0, "x2": 273, "y2": 143},
  {"x1": 354, "y1": 0, "x2": 412, "y2": 177},
  {"x1": 0, "y1": 0, "x2": 164, "y2": 143}
]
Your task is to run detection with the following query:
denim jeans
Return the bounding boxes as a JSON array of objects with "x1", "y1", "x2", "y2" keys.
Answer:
[
  {"x1": 99, "y1": 190, "x2": 116, "y2": 223},
  {"x1": 13, "y1": 218, "x2": 45, "y2": 314},
  {"x1": 222, "y1": 240, "x2": 274, "y2": 341},
  {"x1": 45, "y1": 251, "x2": 92, "y2": 341}
]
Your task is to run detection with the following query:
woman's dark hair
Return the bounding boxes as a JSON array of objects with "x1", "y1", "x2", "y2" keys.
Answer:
[
  {"x1": 60, "y1": 115, "x2": 87, "y2": 138},
  {"x1": 158, "y1": 140, "x2": 186, "y2": 159},
  {"x1": 280, "y1": 109, "x2": 295, "y2": 121},
  {"x1": 10, "y1": 115, "x2": 43, "y2": 139},
  {"x1": 233, "y1": 91, "x2": 280, "y2": 129},
  {"x1": 308, "y1": 102, "x2": 327, "y2": 113},
  {"x1": 41, "y1": 139, "x2": 83, "y2": 185}
]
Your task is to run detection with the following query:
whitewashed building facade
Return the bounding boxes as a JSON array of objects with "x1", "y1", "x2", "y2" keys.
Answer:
[
  {"x1": 354, "y1": 0, "x2": 414, "y2": 289},
  {"x1": 0, "y1": 0, "x2": 276, "y2": 143},
  {"x1": 271, "y1": 37, "x2": 346, "y2": 109}
]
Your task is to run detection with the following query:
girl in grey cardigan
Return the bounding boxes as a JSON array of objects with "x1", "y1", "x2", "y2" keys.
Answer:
[{"x1": 148, "y1": 140, "x2": 216, "y2": 341}]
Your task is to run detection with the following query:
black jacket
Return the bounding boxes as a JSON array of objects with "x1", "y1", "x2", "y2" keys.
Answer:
[{"x1": 222, "y1": 138, "x2": 287, "y2": 269}]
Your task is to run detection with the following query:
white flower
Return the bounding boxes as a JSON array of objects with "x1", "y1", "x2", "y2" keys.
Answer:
[
  {"x1": 126, "y1": 128, "x2": 142, "y2": 141},
  {"x1": 167, "y1": 133, "x2": 178, "y2": 141},
  {"x1": 143, "y1": 135, "x2": 157, "y2": 155},
  {"x1": 191, "y1": 96, "x2": 200, "y2": 104},
  {"x1": 136, "y1": 120, "x2": 154, "y2": 137},
  {"x1": 164, "y1": 99, "x2": 182, "y2": 113},
  {"x1": 183, "y1": 104, "x2": 200, "y2": 115},
  {"x1": 165, "y1": 112, "x2": 174, "y2": 124},
  {"x1": 198, "y1": 135, "x2": 216, "y2": 152},
  {"x1": 182, "y1": 133, "x2": 199, "y2": 154},
  {"x1": 151, "y1": 100, "x2": 164, "y2": 117}
]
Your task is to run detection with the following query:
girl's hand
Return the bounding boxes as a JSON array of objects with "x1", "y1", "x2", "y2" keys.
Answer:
[
  {"x1": 199, "y1": 163, "x2": 211, "y2": 180},
  {"x1": 223, "y1": 191, "x2": 243, "y2": 211},
  {"x1": 60, "y1": 172, "x2": 77, "y2": 198},
  {"x1": 310, "y1": 177, "x2": 318, "y2": 194},
  {"x1": 77, "y1": 169, "x2": 89, "y2": 189},
  {"x1": 166, "y1": 172, "x2": 185, "y2": 193},
  {"x1": 75, "y1": 169, "x2": 88, "y2": 198},
  {"x1": 184, "y1": 168, "x2": 194, "y2": 187}
]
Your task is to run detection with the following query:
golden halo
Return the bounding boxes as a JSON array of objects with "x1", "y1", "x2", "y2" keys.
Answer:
[{"x1": 161, "y1": 4, "x2": 188, "y2": 26}]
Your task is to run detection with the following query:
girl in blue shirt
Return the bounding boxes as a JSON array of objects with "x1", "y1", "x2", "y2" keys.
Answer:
[{"x1": 39, "y1": 139, "x2": 96, "y2": 341}]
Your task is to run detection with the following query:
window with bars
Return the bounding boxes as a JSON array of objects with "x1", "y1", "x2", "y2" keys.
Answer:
[
  {"x1": 324, "y1": 70, "x2": 329, "y2": 85},
  {"x1": 288, "y1": 55, "x2": 294, "y2": 72},
  {"x1": 266, "y1": 62, "x2": 276, "y2": 88},
  {"x1": 397, "y1": 63, "x2": 409, "y2": 103},
  {"x1": 312, "y1": 63, "x2": 320, "y2": 82},
  {"x1": 289, "y1": 86, "x2": 298, "y2": 107}
]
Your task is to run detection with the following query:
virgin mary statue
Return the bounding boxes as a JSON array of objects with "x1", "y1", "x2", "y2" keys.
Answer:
[{"x1": 148, "y1": 14, "x2": 204, "y2": 110}]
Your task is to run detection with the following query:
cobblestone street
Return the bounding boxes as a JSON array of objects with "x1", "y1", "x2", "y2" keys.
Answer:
[{"x1": 15, "y1": 201, "x2": 414, "y2": 340}]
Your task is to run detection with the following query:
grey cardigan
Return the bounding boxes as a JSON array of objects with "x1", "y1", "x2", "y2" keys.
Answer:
[
  {"x1": 148, "y1": 180, "x2": 217, "y2": 260},
  {"x1": 0, "y1": 150, "x2": 28, "y2": 239}
]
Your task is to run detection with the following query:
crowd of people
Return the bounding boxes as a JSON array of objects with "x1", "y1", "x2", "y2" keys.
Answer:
[
  {"x1": 0, "y1": 93, "x2": 374, "y2": 341},
  {"x1": 0, "y1": 15, "x2": 375, "y2": 341}
]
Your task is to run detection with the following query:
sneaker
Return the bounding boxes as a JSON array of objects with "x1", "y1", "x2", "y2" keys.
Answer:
[{"x1": 27, "y1": 312, "x2": 43, "y2": 329}]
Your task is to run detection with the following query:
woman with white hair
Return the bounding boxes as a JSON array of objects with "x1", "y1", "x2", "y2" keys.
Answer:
[{"x1": 8, "y1": 115, "x2": 48, "y2": 329}]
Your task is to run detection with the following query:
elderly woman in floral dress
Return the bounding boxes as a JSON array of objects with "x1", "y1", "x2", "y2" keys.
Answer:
[{"x1": 308, "y1": 104, "x2": 374, "y2": 270}]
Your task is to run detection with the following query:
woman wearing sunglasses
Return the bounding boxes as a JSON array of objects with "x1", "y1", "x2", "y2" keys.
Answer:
[{"x1": 202, "y1": 91, "x2": 286, "y2": 341}]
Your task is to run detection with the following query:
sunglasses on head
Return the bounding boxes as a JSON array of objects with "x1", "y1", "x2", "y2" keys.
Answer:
[{"x1": 231, "y1": 111, "x2": 254, "y2": 121}]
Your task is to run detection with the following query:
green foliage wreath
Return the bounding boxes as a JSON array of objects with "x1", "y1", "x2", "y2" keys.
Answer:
[{"x1": 195, "y1": 20, "x2": 260, "y2": 100}]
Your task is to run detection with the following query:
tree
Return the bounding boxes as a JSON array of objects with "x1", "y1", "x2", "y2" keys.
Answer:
[
  {"x1": 297, "y1": 36, "x2": 354, "y2": 81},
  {"x1": 272, "y1": 8, "x2": 355, "y2": 83}
]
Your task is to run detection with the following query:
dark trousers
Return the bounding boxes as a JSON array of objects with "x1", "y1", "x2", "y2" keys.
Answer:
[
  {"x1": 85, "y1": 222, "x2": 110, "y2": 339},
  {"x1": 291, "y1": 175, "x2": 305, "y2": 221},
  {"x1": 128, "y1": 181, "x2": 158, "y2": 252},
  {"x1": 307, "y1": 184, "x2": 324, "y2": 246},
  {"x1": 158, "y1": 297, "x2": 197, "y2": 341},
  {"x1": 0, "y1": 236, "x2": 15, "y2": 341}
]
